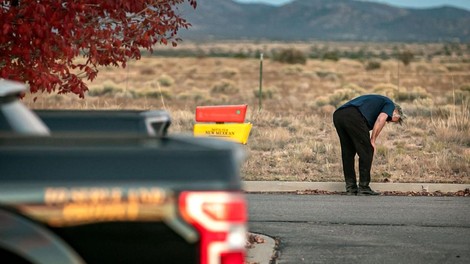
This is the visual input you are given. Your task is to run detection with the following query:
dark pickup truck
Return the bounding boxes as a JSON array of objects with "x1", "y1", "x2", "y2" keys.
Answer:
[
  {"x1": 0, "y1": 79, "x2": 248, "y2": 264},
  {"x1": 33, "y1": 109, "x2": 171, "y2": 137},
  {"x1": 1, "y1": 109, "x2": 171, "y2": 137}
]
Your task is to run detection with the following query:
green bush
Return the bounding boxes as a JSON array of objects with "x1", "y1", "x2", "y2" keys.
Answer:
[
  {"x1": 373, "y1": 84, "x2": 430, "y2": 102},
  {"x1": 253, "y1": 88, "x2": 275, "y2": 99},
  {"x1": 446, "y1": 89, "x2": 470, "y2": 105},
  {"x1": 315, "y1": 71, "x2": 340, "y2": 81},
  {"x1": 142, "y1": 89, "x2": 172, "y2": 100},
  {"x1": 460, "y1": 83, "x2": 470, "y2": 92},
  {"x1": 176, "y1": 89, "x2": 210, "y2": 104},
  {"x1": 211, "y1": 79, "x2": 239, "y2": 95},
  {"x1": 322, "y1": 51, "x2": 340, "y2": 62},
  {"x1": 219, "y1": 67, "x2": 239, "y2": 78},
  {"x1": 365, "y1": 60, "x2": 381, "y2": 71},
  {"x1": 88, "y1": 81, "x2": 123, "y2": 96},
  {"x1": 158, "y1": 74, "x2": 174, "y2": 87},
  {"x1": 373, "y1": 83, "x2": 397, "y2": 94},
  {"x1": 396, "y1": 86, "x2": 430, "y2": 102},
  {"x1": 397, "y1": 50, "x2": 414, "y2": 66},
  {"x1": 282, "y1": 65, "x2": 304, "y2": 75},
  {"x1": 272, "y1": 48, "x2": 307, "y2": 65},
  {"x1": 316, "y1": 85, "x2": 365, "y2": 108}
]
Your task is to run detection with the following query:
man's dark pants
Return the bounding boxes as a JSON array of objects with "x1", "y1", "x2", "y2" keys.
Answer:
[{"x1": 333, "y1": 107, "x2": 374, "y2": 191}]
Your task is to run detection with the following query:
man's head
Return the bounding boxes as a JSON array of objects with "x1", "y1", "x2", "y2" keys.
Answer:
[{"x1": 392, "y1": 103, "x2": 406, "y2": 125}]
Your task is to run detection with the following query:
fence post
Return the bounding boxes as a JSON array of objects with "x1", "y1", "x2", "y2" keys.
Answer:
[{"x1": 258, "y1": 53, "x2": 263, "y2": 112}]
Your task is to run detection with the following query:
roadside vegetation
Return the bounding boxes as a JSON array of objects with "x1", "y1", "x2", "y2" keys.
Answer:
[{"x1": 25, "y1": 41, "x2": 470, "y2": 184}]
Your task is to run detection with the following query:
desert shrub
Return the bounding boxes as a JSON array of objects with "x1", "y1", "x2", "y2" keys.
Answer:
[
  {"x1": 322, "y1": 51, "x2": 340, "y2": 62},
  {"x1": 315, "y1": 84, "x2": 365, "y2": 107},
  {"x1": 445, "y1": 64, "x2": 464, "y2": 72},
  {"x1": 211, "y1": 79, "x2": 239, "y2": 95},
  {"x1": 375, "y1": 145, "x2": 389, "y2": 160},
  {"x1": 209, "y1": 95, "x2": 231, "y2": 105},
  {"x1": 365, "y1": 60, "x2": 381, "y2": 70},
  {"x1": 373, "y1": 84, "x2": 430, "y2": 102},
  {"x1": 250, "y1": 127, "x2": 291, "y2": 151},
  {"x1": 177, "y1": 88, "x2": 211, "y2": 104},
  {"x1": 137, "y1": 88, "x2": 172, "y2": 100},
  {"x1": 253, "y1": 88, "x2": 275, "y2": 99},
  {"x1": 396, "y1": 86, "x2": 430, "y2": 101},
  {"x1": 158, "y1": 74, "x2": 174, "y2": 87},
  {"x1": 372, "y1": 83, "x2": 398, "y2": 98},
  {"x1": 282, "y1": 65, "x2": 304, "y2": 75},
  {"x1": 445, "y1": 88, "x2": 470, "y2": 105},
  {"x1": 167, "y1": 109, "x2": 194, "y2": 132},
  {"x1": 88, "y1": 81, "x2": 123, "y2": 96},
  {"x1": 140, "y1": 67, "x2": 156, "y2": 75},
  {"x1": 396, "y1": 50, "x2": 414, "y2": 66},
  {"x1": 315, "y1": 96, "x2": 330, "y2": 107},
  {"x1": 408, "y1": 101, "x2": 469, "y2": 122},
  {"x1": 342, "y1": 83, "x2": 366, "y2": 93},
  {"x1": 460, "y1": 83, "x2": 470, "y2": 92},
  {"x1": 184, "y1": 66, "x2": 198, "y2": 78},
  {"x1": 414, "y1": 64, "x2": 429, "y2": 74},
  {"x1": 272, "y1": 48, "x2": 307, "y2": 65},
  {"x1": 404, "y1": 98, "x2": 442, "y2": 118},
  {"x1": 232, "y1": 51, "x2": 250, "y2": 59},
  {"x1": 312, "y1": 71, "x2": 341, "y2": 82},
  {"x1": 218, "y1": 67, "x2": 239, "y2": 78},
  {"x1": 315, "y1": 71, "x2": 340, "y2": 81},
  {"x1": 432, "y1": 103, "x2": 470, "y2": 145}
]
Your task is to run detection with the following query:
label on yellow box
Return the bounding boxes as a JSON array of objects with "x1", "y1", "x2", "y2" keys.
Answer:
[{"x1": 193, "y1": 123, "x2": 252, "y2": 144}]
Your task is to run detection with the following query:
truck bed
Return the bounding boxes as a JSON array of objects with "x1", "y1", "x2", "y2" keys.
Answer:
[
  {"x1": 0, "y1": 134, "x2": 243, "y2": 188},
  {"x1": 34, "y1": 110, "x2": 171, "y2": 136}
]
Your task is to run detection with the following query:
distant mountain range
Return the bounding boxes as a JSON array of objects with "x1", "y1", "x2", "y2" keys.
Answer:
[{"x1": 178, "y1": 0, "x2": 470, "y2": 42}]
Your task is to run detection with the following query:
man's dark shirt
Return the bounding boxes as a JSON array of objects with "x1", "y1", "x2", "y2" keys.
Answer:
[{"x1": 336, "y1": 95, "x2": 395, "y2": 130}]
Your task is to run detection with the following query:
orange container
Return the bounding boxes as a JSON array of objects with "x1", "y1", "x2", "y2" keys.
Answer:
[{"x1": 195, "y1": 105, "x2": 247, "y2": 123}]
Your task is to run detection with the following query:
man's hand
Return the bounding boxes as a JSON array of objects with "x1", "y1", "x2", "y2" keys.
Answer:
[
  {"x1": 370, "y1": 112, "x2": 389, "y2": 152},
  {"x1": 371, "y1": 140, "x2": 376, "y2": 153}
]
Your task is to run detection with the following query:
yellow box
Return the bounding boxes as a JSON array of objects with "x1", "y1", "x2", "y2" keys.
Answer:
[{"x1": 193, "y1": 123, "x2": 252, "y2": 144}]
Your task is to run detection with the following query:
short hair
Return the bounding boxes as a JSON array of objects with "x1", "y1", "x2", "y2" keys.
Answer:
[{"x1": 394, "y1": 103, "x2": 406, "y2": 125}]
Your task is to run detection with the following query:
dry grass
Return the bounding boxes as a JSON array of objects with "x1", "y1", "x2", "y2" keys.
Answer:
[{"x1": 24, "y1": 41, "x2": 470, "y2": 184}]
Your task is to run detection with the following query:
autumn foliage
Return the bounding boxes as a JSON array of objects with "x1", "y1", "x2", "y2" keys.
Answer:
[{"x1": 0, "y1": 0, "x2": 197, "y2": 98}]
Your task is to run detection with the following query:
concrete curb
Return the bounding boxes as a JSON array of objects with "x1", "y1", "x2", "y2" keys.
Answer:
[
  {"x1": 243, "y1": 181, "x2": 470, "y2": 193},
  {"x1": 246, "y1": 233, "x2": 277, "y2": 264}
]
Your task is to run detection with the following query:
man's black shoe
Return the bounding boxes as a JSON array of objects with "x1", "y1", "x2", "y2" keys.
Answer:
[
  {"x1": 345, "y1": 184, "x2": 358, "y2": 196},
  {"x1": 357, "y1": 188, "x2": 380, "y2": 196}
]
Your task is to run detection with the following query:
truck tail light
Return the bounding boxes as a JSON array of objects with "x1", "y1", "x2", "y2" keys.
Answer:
[{"x1": 179, "y1": 191, "x2": 248, "y2": 264}]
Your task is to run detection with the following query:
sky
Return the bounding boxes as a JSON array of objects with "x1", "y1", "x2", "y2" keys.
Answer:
[{"x1": 234, "y1": 0, "x2": 470, "y2": 11}]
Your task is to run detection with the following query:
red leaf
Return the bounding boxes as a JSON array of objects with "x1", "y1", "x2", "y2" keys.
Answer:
[{"x1": 0, "y1": 0, "x2": 198, "y2": 98}]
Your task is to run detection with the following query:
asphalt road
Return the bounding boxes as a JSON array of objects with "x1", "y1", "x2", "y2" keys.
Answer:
[{"x1": 247, "y1": 194, "x2": 470, "y2": 264}]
